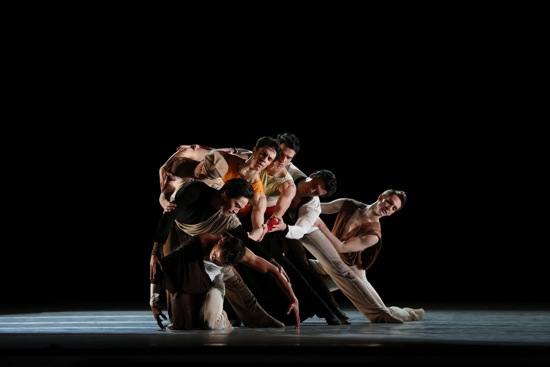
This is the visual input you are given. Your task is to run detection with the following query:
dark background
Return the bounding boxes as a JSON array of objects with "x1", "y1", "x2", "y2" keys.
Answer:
[{"x1": 4, "y1": 17, "x2": 548, "y2": 313}]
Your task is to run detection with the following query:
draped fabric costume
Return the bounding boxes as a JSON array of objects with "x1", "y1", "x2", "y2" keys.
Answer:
[
  {"x1": 152, "y1": 181, "x2": 284, "y2": 328},
  {"x1": 220, "y1": 153, "x2": 264, "y2": 219},
  {"x1": 221, "y1": 153, "x2": 265, "y2": 193},
  {"x1": 331, "y1": 199, "x2": 382, "y2": 270},
  {"x1": 260, "y1": 169, "x2": 292, "y2": 209},
  {"x1": 235, "y1": 228, "x2": 342, "y2": 325},
  {"x1": 235, "y1": 173, "x2": 347, "y2": 325},
  {"x1": 305, "y1": 198, "x2": 424, "y2": 322},
  {"x1": 153, "y1": 237, "x2": 213, "y2": 330}
]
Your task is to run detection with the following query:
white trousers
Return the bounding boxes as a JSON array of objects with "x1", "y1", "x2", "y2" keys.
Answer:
[{"x1": 200, "y1": 274, "x2": 232, "y2": 330}]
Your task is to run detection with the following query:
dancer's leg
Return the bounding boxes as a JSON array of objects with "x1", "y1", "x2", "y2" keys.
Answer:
[
  {"x1": 301, "y1": 230, "x2": 402, "y2": 323},
  {"x1": 200, "y1": 275, "x2": 233, "y2": 330},
  {"x1": 284, "y1": 238, "x2": 349, "y2": 323},
  {"x1": 222, "y1": 267, "x2": 284, "y2": 328},
  {"x1": 350, "y1": 266, "x2": 424, "y2": 322},
  {"x1": 309, "y1": 259, "x2": 339, "y2": 292}
]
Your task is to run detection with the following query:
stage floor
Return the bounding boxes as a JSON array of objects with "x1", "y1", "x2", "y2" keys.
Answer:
[{"x1": 1, "y1": 303, "x2": 549, "y2": 366}]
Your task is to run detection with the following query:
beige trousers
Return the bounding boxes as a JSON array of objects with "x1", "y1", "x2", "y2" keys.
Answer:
[
  {"x1": 199, "y1": 275, "x2": 232, "y2": 330},
  {"x1": 222, "y1": 267, "x2": 285, "y2": 328},
  {"x1": 302, "y1": 229, "x2": 404, "y2": 323}
]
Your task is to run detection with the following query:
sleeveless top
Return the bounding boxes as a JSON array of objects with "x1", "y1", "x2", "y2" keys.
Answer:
[
  {"x1": 221, "y1": 154, "x2": 265, "y2": 193},
  {"x1": 221, "y1": 153, "x2": 265, "y2": 218},
  {"x1": 260, "y1": 169, "x2": 293, "y2": 208},
  {"x1": 331, "y1": 199, "x2": 382, "y2": 270}
]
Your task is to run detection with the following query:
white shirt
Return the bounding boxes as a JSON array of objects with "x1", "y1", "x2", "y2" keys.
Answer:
[
  {"x1": 285, "y1": 196, "x2": 320, "y2": 240},
  {"x1": 203, "y1": 260, "x2": 224, "y2": 282},
  {"x1": 287, "y1": 163, "x2": 307, "y2": 181}
]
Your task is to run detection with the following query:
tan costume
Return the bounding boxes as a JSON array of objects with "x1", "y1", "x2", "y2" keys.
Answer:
[
  {"x1": 152, "y1": 181, "x2": 284, "y2": 328},
  {"x1": 332, "y1": 199, "x2": 382, "y2": 270},
  {"x1": 260, "y1": 169, "x2": 292, "y2": 209},
  {"x1": 304, "y1": 198, "x2": 424, "y2": 323},
  {"x1": 220, "y1": 153, "x2": 265, "y2": 219}
]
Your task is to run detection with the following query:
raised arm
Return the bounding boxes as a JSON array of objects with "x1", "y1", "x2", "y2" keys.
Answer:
[
  {"x1": 160, "y1": 145, "x2": 214, "y2": 190},
  {"x1": 178, "y1": 145, "x2": 253, "y2": 160},
  {"x1": 159, "y1": 150, "x2": 180, "y2": 192},
  {"x1": 173, "y1": 145, "x2": 212, "y2": 161}
]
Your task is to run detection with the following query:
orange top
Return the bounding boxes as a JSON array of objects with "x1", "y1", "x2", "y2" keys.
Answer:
[
  {"x1": 221, "y1": 154, "x2": 265, "y2": 194},
  {"x1": 221, "y1": 153, "x2": 264, "y2": 219}
]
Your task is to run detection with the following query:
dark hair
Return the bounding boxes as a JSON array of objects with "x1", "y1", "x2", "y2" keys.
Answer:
[
  {"x1": 382, "y1": 189, "x2": 408, "y2": 211},
  {"x1": 221, "y1": 178, "x2": 255, "y2": 200},
  {"x1": 220, "y1": 236, "x2": 246, "y2": 265},
  {"x1": 254, "y1": 136, "x2": 282, "y2": 160},
  {"x1": 312, "y1": 169, "x2": 337, "y2": 198},
  {"x1": 276, "y1": 133, "x2": 301, "y2": 154}
]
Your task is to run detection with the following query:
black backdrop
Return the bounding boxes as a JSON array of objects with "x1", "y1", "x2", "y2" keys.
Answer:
[
  {"x1": 8, "y1": 125, "x2": 548, "y2": 313},
  {"x1": 4, "y1": 18, "x2": 548, "y2": 313}
]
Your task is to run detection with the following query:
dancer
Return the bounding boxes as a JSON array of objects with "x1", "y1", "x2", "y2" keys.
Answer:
[
  {"x1": 309, "y1": 190, "x2": 425, "y2": 322},
  {"x1": 151, "y1": 233, "x2": 296, "y2": 330}
]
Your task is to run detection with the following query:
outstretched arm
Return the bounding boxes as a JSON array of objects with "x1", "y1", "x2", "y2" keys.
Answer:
[
  {"x1": 270, "y1": 198, "x2": 321, "y2": 240},
  {"x1": 247, "y1": 223, "x2": 268, "y2": 242},
  {"x1": 314, "y1": 218, "x2": 378, "y2": 253},
  {"x1": 240, "y1": 248, "x2": 300, "y2": 329},
  {"x1": 269, "y1": 179, "x2": 296, "y2": 221},
  {"x1": 149, "y1": 263, "x2": 167, "y2": 330},
  {"x1": 150, "y1": 283, "x2": 167, "y2": 330},
  {"x1": 319, "y1": 198, "x2": 346, "y2": 214},
  {"x1": 249, "y1": 193, "x2": 267, "y2": 239}
]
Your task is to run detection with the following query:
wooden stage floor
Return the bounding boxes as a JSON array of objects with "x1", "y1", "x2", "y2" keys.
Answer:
[{"x1": 1, "y1": 303, "x2": 549, "y2": 366}]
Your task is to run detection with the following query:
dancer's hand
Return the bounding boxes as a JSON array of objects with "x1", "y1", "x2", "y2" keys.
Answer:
[
  {"x1": 287, "y1": 300, "x2": 300, "y2": 329},
  {"x1": 151, "y1": 304, "x2": 167, "y2": 330},
  {"x1": 150, "y1": 255, "x2": 163, "y2": 280}
]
